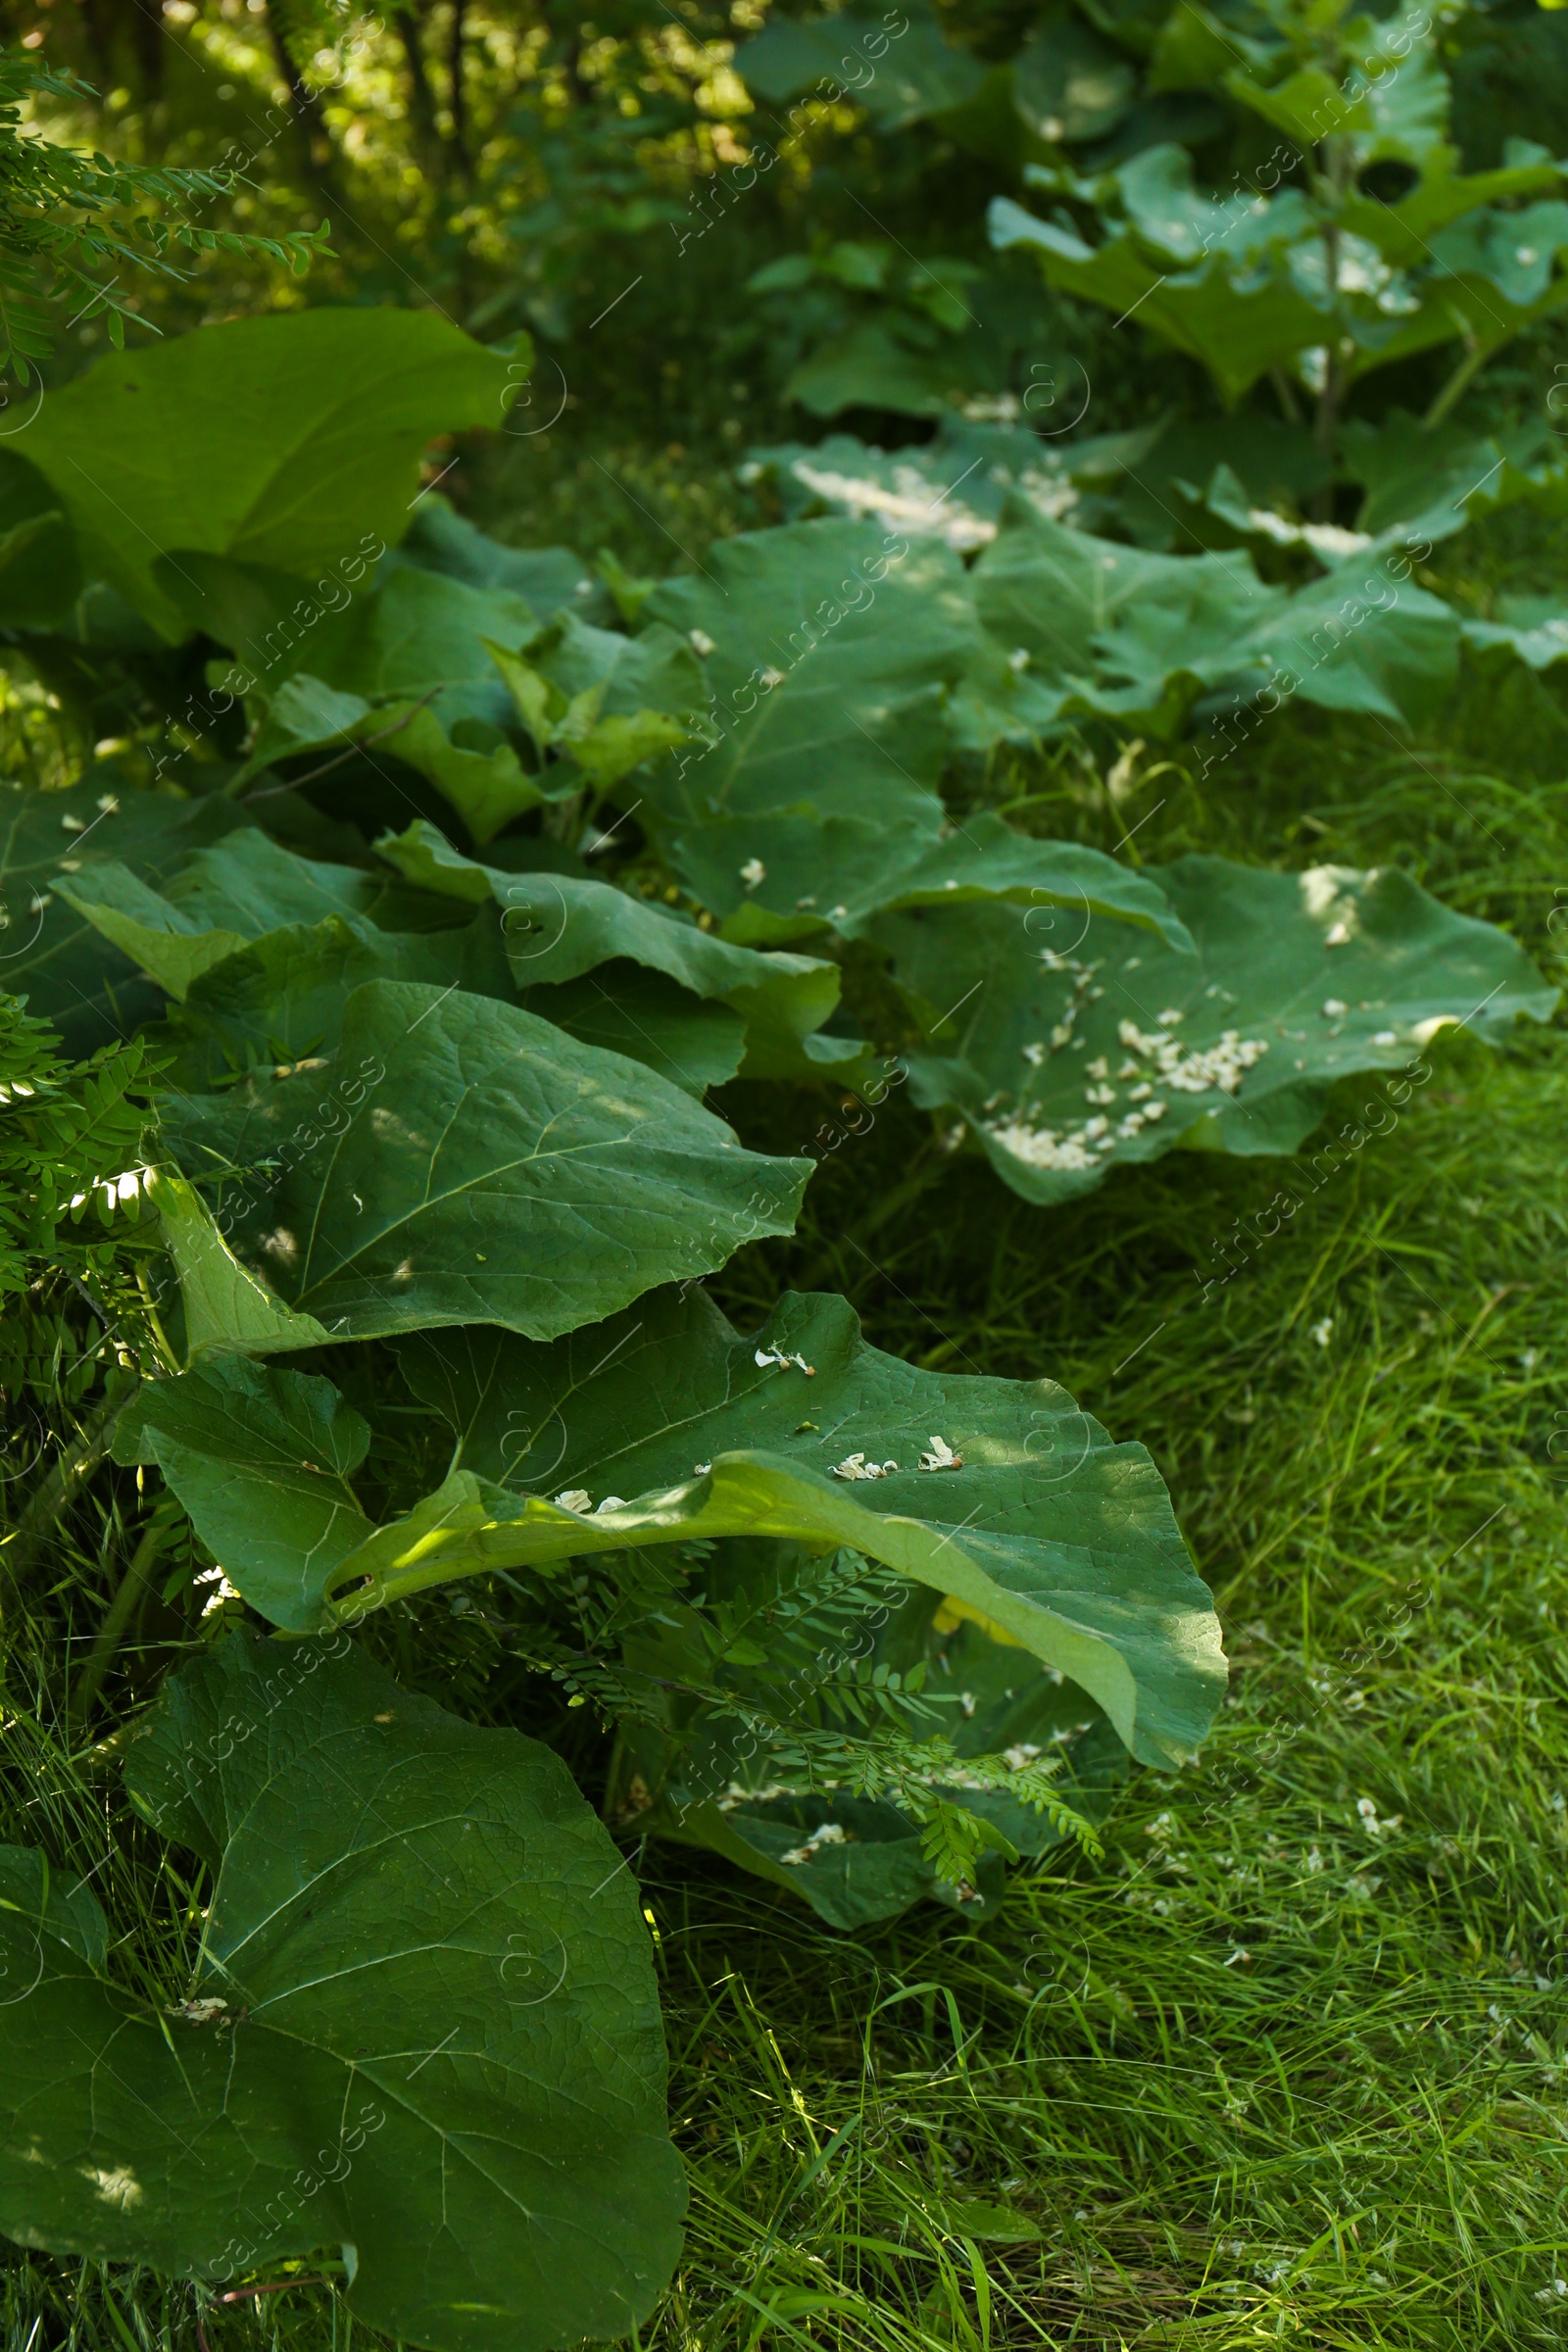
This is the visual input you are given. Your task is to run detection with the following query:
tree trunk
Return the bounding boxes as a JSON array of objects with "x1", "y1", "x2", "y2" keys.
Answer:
[
  {"x1": 129, "y1": 0, "x2": 166, "y2": 100},
  {"x1": 78, "y1": 0, "x2": 117, "y2": 93},
  {"x1": 447, "y1": 0, "x2": 471, "y2": 178},
  {"x1": 396, "y1": 5, "x2": 443, "y2": 161},
  {"x1": 265, "y1": 2, "x2": 336, "y2": 185}
]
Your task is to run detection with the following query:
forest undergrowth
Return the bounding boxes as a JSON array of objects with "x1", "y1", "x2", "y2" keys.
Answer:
[{"x1": 5, "y1": 478, "x2": 1567, "y2": 2349}]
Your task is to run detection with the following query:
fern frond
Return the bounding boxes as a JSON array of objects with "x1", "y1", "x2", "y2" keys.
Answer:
[{"x1": 0, "y1": 47, "x2": 331, "y2": 376}]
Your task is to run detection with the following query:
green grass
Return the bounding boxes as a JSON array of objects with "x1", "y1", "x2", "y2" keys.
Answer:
[{"x1": 7, "y1": 497, "x2": 1568, "y2": 2352}]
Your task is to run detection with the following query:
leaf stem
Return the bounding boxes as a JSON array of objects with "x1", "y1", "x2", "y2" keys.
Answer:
[
  {"x1": 69, "y1": 1513, "x2": 166, "y2": 1727},
  {"x1": 0, "y1": 1369, "x2": 137, "y2": 1592},
  {"x1": 1424, "y1": 336, "x2": 1488, "y2": 430}
]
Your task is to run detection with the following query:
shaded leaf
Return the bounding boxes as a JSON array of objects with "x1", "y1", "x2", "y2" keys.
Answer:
[
  {"x1": 640, "y1": 518, "x2": 979, "y2": 921},
  {"x1": 376, "y1": 817, "x2": 860, "y2": 1079},
  {"x1": 399, "y1": 496, "x2": 606, "y2": 622},
  {"x1": 736, "y1": 6, "x2": 986, "y2": 130},
  {"x1": 1461, "y1": 597, "x2": 1568, "y2": 671},
  {"x1": 967, "y1": 501, "x2": 1458, "y2": 736},
  {"x1": 160, "y1": 913, "x2": 511, "y2": 1089},
  {"x1": 0, "y1": 783, "x2": 248, "y2": 1055},
  {"x1": 0, "y1": 448, "x2": 79, "y2": 628},
  {"x1": 524, "y1": 967, "x2": 748, "y2": 1097},
  {"x1": 1012, "y1": 17, "x2": 1134, "y2": 142},
  {"x1": 147, "y1": 1167, "x2": 335, "y2": 1360},
  {"x1": 161, "y1": 978, "x2": 809, "y2": 1344},
  {"x1": 372, "y1": 1287, "x2": 1226, "y2": 1767},
  {"x1": 618, "y1": 1578, "x2": 1126, "y2": 1926},
  {"x1": 0, "y1": 1845, "x2": 106, "y2": 1968},
  {"x1": 0, "y1": 1635, "x2": 685, "y2": 2350},
  {"x1": 785, "y1": 321, "x2": 970, "y2": 420},
  {"x1": 1341, "y1": 412, "x2": 1568, "y2": 540},
  {"x1": 872, "y1": 855, "x2": 1555, "y2": 1203},
  {"x1": 748, "y1": 417, "x2": 1165, "y2": 554},
  {"x1": 53, "y1": 829, "x2": 381, "y2": 1002},
  {"x1": 116, "y1": 1353, "x2": 372, "y2": 1625},
  {"x1": 485, "y1": 612, "x2": 700, "y2": 788},
  {"x1": 990, "y1": 179, "x2": 1326, "y2": 409},
  {"x1": 241, "y1": 675, "x2": 554, "y2": 848}
]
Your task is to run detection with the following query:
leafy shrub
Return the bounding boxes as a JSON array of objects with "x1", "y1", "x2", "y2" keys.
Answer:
[{"x1": 0, "y1": 289, "x2": 1555, "y2": 2345}]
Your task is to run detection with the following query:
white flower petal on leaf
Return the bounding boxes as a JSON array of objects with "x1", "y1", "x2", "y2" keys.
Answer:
[
  {"x1": 917, "y1": 1435, "x2": 963, "y2": 1472},
  {"x1": 780, "y1": 1821, "x2": 848, "y2": 1866},
  {"x1": 832, "y1": 1452, "x2": 898, "y2": 1481},
  {"x1": 755, "y1": 1346, "x2": 815, "y2": 1376}
]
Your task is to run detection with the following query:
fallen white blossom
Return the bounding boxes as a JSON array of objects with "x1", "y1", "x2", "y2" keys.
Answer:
[
  {"x1": 780, "y1": 1821, "x2": 849, "y2": 1866},
  {"x1": 918, "y1": 1435, "x2": 963, "y2": 1472},
  {"x1": 833, "y1": 1452, "x2": 899, "y2": 1481}
]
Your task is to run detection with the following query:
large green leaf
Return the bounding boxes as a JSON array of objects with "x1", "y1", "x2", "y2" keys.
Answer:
[
  {"x1": 25, "y1": 313, "x2": 515, "y2": 640},
  {"x1": 0, "y1": 1635, "x2": 685, "y2": 2350},
  {"x1": 1242, "y1": 559, "x2": 1458, "y2": 725},
  {"x1": 1461, "y1": 596, "x2": 1568, "y2": 673},
  {"x1": 966, "y1": 502, "x2": 1458, "y2": 737},
  {"x1": 227, "y1": 564, "x2": 536, "y2": 720},
  {"x1": 195, "y1": 563, "x2": 555, "y2": 845},
  {"x1": 160, "y1": 913, "x2": 507, "y2": 1087},
  {"x1": 117, "y1": 1353, "x2": 373, "y2": 1621},
  {"x1": 1337, "y1": 199, "x2": 1568, "y2": 389},
  {"x1": 783, "y1": 321, "x2": 974, "y2": 421},
  {"x1": 871, "y1": 855, "x2": 1556, "y2": 1203},
  {"x1": 157, "y1": 904, "x2": 742, "y2": 1104},
  {"x1": 824, "y1": 808, "x2": 1192, "y2": 947},
  {"x1": 630, "y1": 522, "x2": 1181, "y2": 952},
  {"x1": 201, "y1": 1286, "x2": 1219, "y2": 1767},
  {"x1": 0, "y1": 783, "x2": 247, "y2": 1054},
  {"x1": 736, "y1": 5, "x2": 986, "y2": 130},
  {"x1": 628, "y1": 801, "x2": 1190, "y2": 963},
  {"x1": 1224, "y1": 3, "x2": 1451, "y2": 165},
  {"x1": 1012, "y1": 16, "x2": 1134, "y2": 142},
  {"x1": 398, "y1": 495, "x2": 603, "y2": 621},
  {"x1": 1340, "y1": 154, "x2": 1568, "y2": 265},
  {"x1": 639, "y1": 518, "x2": 979, "y2": 920},
  {"x1": 1082, "y1": 414, "x2": 1330, "y2": 554},
  {"x1": 1341, "y1": 413, "x2": 1568, "y2": 542},
  {"x1": 0, "y1": 1845, "x2": 106, "y2": 1967},
  {"x1": 994, "y1": 106, "x2": 1568, "y2": 408},
  {"x1": 486, "y1": 612, "x2": 702, "y2": 756},
  {"x1": 521, "y1": 969, "x2": 750, "y2": 1098},
  {"x1": 209, "y1": 572, "x2": 698, "y2": 844},
  {"x1": 990, "y1": 185, "x2": 1328, "y2": 410},
  {"x1": 148, "y1": 1168, "x2": 336, "y2": 1361},
  {"x1": 53, "y1": 829, "x2": 385, "y2": 1002},
  {"x1": 375, "y1": 817, "x2": 864, "y2": 1079},
  {"x1": 242, "y1": 676, "x2": 554, "y2": 850},
  {"x1": 0, "y1": 448, "x2": 80, "y2": 628},
  {"x1": 161, "y1": 978, "x2": 809, "y2": 1343}
]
